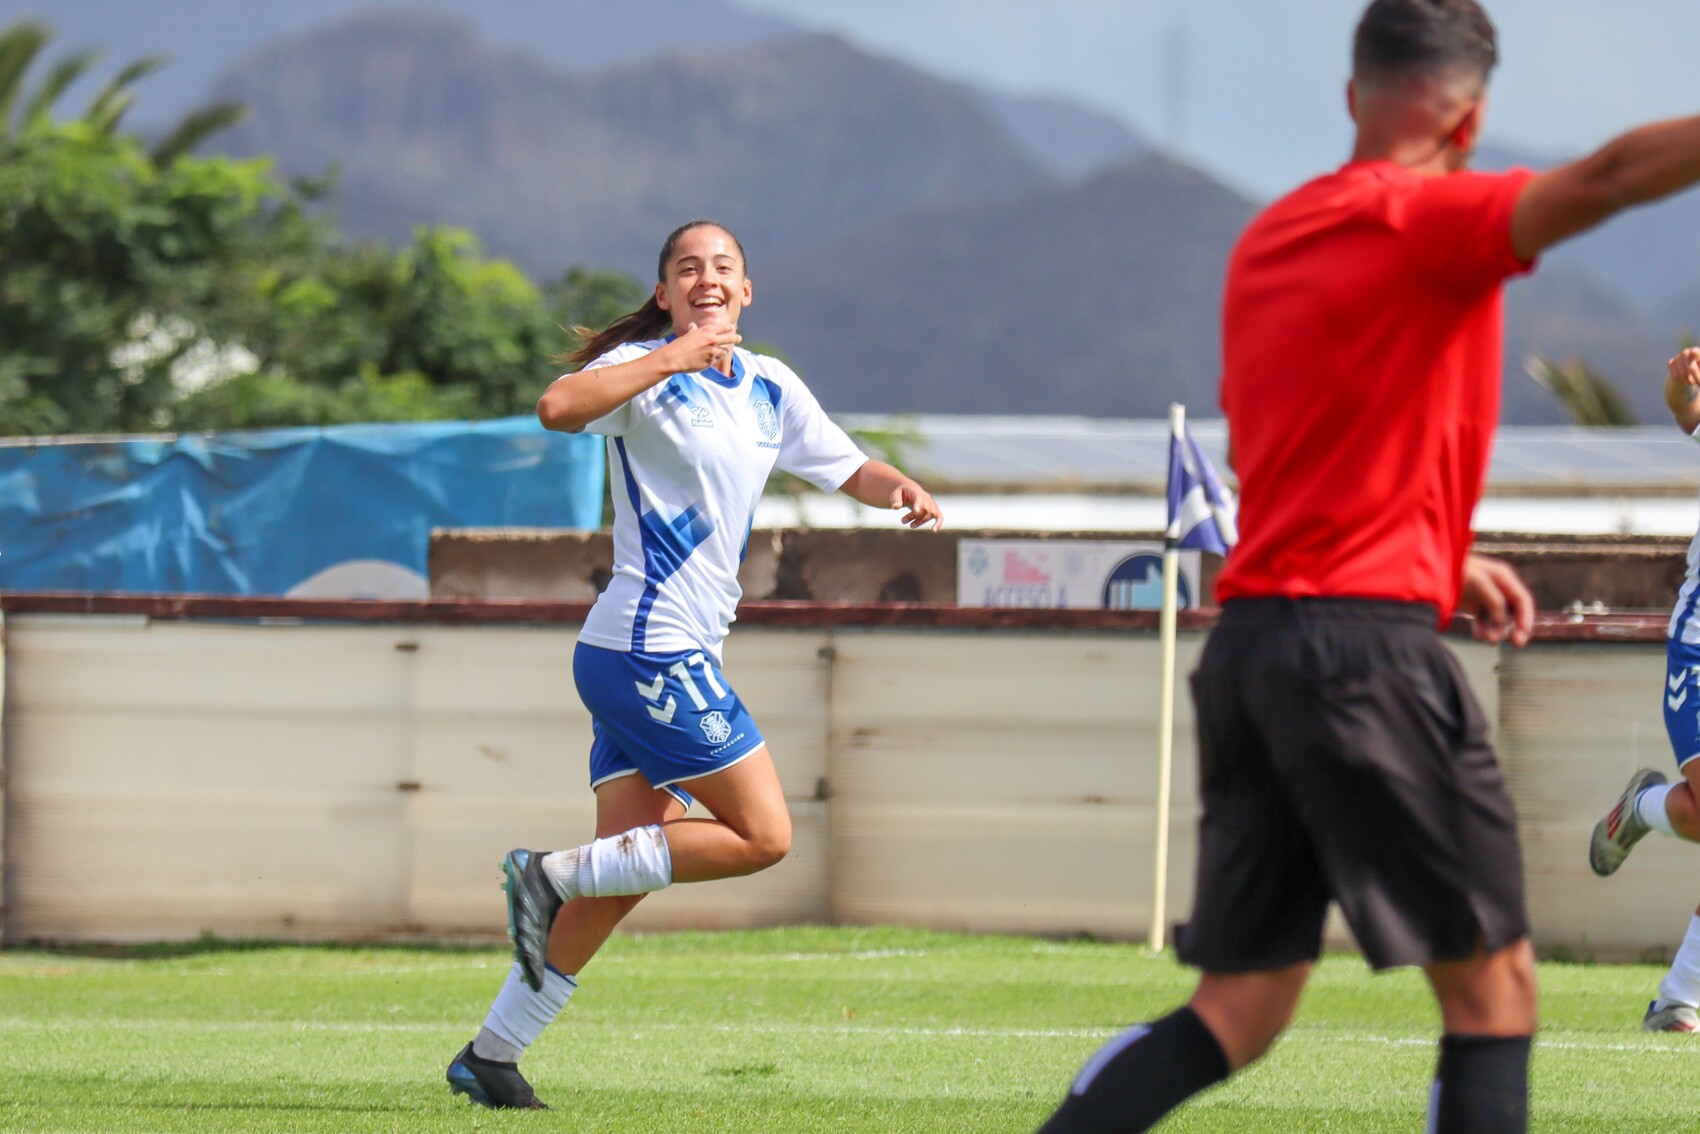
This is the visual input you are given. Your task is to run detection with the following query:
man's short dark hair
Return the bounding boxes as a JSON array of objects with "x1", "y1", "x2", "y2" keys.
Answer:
[{"x1": 1353, "y1": 0, "x2": 1498, "y2": 85}]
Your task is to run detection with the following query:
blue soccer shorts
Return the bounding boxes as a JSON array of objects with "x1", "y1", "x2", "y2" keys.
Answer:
[
  {"x1": 573, "y1": 640, "x2": 765, "y2": 807},
  {"x1": 1664, "y1": 637, "x2": 1700, "y2": 769}
]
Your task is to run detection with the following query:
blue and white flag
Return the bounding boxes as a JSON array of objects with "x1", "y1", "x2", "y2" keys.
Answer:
[{"x1": 1165, "y1": 410, "x2": 1238, "y2": 556}]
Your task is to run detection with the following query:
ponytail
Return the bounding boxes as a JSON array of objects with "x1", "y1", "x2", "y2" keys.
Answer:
[
  {"x1": 555, "y1": 219, "x2": 747, "y2": 371},
  {"x1": 558, "y1": 296, "x2": 671, "y2": 370}
]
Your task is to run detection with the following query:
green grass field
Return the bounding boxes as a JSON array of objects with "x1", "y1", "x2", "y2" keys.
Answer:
[{"x1": 0, "y1": 927, "x2": 1691, "y2": 1133}]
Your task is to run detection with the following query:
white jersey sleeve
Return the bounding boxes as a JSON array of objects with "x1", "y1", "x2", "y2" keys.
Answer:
[
  {"x1": 577, "y1": 342, "x2": 658, "y2": 437},
  {"x1": 770, "y1": 363, "x2": 867, "y2": 492}
]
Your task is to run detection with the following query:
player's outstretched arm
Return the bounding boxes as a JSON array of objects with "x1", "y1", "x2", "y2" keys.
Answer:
[
  {"x1": 1510, "y1": 115, "x2": 1700, "y2": 261},
  {"x1": 537, "y1": 322, "x2": 741, "y2": 433},
  {"x1": 838, "y1": 460, "x2": 943, "y2": 531},
  {"x1": 1665, "y1": 347, "x2": 1700, "y2": 435}
]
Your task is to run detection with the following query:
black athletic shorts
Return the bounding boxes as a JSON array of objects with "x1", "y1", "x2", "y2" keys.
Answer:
[{"x1": 1175, "y1": 597, "x2": 1529, "y2": 972}]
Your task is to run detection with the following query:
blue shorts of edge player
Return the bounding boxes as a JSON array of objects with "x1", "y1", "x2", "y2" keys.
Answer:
[
  {"x1": 1664, "y1": 638, "x2": 1700, "y2": 769},
  {"x1": 573, "y1": 641, "x2": 765, "y2": 807}
]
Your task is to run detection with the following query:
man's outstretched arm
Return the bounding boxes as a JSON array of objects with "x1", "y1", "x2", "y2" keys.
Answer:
[{"x1": 1511, "y1": 115, "x2": 1700, "y2": 261}]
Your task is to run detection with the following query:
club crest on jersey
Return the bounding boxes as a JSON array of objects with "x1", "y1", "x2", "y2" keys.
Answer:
[
  {"x1": 699, "y1": 710, "x2": 732, "y2": 744},
  {"x1": 751, "y1": 398, "x2": 779, "y2": 440},
  {"x1": 690, "y1": 404, "x2": 714, "y2": 428}
]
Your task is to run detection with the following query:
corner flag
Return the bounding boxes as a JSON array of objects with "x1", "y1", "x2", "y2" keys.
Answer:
[
  {"x1": 1165, "y1": 409, "x2": 1238, "y2": 555},
  {"x1": 1150, "y1": 404, "x2": 1235, "y2": 953}
]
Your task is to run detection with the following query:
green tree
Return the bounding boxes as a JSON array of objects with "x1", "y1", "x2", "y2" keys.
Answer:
[
  {"x1": 546, "y1": 266, "x2": 649, "y2": 345},
  {"x1": 171, "y1": 229, "x2": 651, "y2": 430},
  {"x1": 0, "y1": 123, "x2": 282, "y2": 433},
  {"x1": 0, "y1": 18, "x2": 654, "y2": 437},
  {"x1": 0, "y1": 20, "x2": 274, "y2": 433},
  {"x1": 0, "y1": 21, "x2": 244, "y2": 160}
]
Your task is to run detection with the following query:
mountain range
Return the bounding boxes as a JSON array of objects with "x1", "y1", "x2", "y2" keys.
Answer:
[
  {"x1": 212, "y1": 16, "x2": 1062, "y2": 281},
  {"x1": 756, "y1": 158, "x2": 1679, "y2": 425},
  {"x1": 33, "y1": 0, "x2": 804, "y2": 124},
  {"x1": 757, "y1": 155, "x2": 1255, "y2": 419},
  {"x1": 29, "y1": 1, "x2": 1698, "y2": 424}
]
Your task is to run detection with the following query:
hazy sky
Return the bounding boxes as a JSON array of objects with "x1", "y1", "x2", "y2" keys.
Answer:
[
  {"x1": 11, "y1": 0, "x2": 1697, "y2": 200},
  {"x1": 736, "y1": 0, "x2": 1700, "y2": 197}
]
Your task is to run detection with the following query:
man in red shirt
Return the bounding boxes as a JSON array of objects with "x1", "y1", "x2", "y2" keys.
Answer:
[{"x1": 1037, "y1": 2, "x2": 1700, "y2": 1132}]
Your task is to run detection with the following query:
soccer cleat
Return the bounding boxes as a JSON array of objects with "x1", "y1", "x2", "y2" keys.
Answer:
[
  {"x1": 503, "y1": 848, "x2": 563, "y2": 993},
  {"x1": 446, "y1": 1042, "x2": 549, "y2": 1109},
  {"x1": 1643, "y1": 1000, "x2": 1700, "y2": 1033},
  {"x1": 1588, "y1": 767, "x2": 1667, "y2": 877}
]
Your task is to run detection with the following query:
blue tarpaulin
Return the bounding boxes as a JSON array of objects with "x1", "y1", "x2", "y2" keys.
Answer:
[{"x1": 0, "y1": 417, "x2": 604, "y2": 597}]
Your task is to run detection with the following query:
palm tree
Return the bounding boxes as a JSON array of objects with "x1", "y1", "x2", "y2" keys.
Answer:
[
  {"x1": 0, "y1": 19, "x2": 246, "y2": 163},
  {"x1": 1524, "y1": 355, "x2": 1637, "y2": 427}
]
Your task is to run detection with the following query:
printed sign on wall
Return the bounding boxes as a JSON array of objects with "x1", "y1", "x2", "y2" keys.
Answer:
[{"x1": 957, "y1": 539, "x2": 1203, "y2": 610}]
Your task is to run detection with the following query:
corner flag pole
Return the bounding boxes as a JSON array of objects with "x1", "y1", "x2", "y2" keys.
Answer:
[{"x1": 1150, "y1": 403, "x2": 1184, "y2": 953}]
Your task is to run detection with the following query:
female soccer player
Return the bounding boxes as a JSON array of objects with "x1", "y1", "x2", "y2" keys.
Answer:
[
  {"x1": 1589, "y1": 345, "x2": 1700, "y2": 1034},
  {"x1": 447, "y1": 219, "x2": 942, "y2": 1108}
]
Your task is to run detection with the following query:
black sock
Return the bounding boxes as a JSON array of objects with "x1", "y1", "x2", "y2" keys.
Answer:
[
  {"x1": 1430, "y1": 1034, "x2": 1531, "y2": 1134},
  {"x1": 1035, "y1": 1007, "x2": 1231, "y2": 1133}
]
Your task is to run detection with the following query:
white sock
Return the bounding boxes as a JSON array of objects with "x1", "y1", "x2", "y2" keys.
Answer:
[
  {"x1": 1636, "y1": 784, "x2": 1679, "y2": 838},
  {"x1": 541, "y1": 847, "x2": 583, "y2": 901},
  {"x1": 475, "y1": 962, "x2": 577, "y2": 1060},
  {"x1": 1658, "y1": 915, "x2": 1700, "y2": 1009},
  {"x1": 542, "y1": 825, "x2": 673, "y2": 900}
]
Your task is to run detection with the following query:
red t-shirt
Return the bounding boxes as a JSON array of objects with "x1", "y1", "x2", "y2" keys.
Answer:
[{"x1": 1213, "y1": 161, "x2": 1536, "y2": 622}]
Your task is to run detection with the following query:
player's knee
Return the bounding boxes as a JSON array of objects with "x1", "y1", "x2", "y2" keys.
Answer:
[
  {"x1": 1434, "y1": 940, "x2": 1538, "y2": 1034},
  {"x1": 1502, "y1": 950, "x2": 1538, "y2": 1021},
  {"x1": 745, "y1": 822, "x2": 791, "y2": 871}
]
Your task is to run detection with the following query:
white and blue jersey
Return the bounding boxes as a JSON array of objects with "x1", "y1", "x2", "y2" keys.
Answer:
[
  {"x1": 1670, "y1": 521, "x2": 1700, "y2": 650},
  {"x1": 1665, "y1": 442, "x2": 1700, "y2": 766},
  {"x1": 576, "y1": 338, "x2": 867, "y2": 665},
  {"x1": 570, "y1": 338, "x2": 867, "y2": 800}
]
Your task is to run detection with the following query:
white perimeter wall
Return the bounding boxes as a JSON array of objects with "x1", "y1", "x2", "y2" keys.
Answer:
[{"x1": 0, "y1": 614, "x2": 1684, "y2": 959}]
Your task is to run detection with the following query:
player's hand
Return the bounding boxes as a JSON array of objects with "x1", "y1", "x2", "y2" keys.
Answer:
[
  {"x1": 663, "y1": 321, "x2": 742, "y2": 374},
  {"x1": 890, "y1": 482, "x2": 943, "y2": 531},
  {"x1": 1459, "y1": 553, "x2": 1534, "y2": 647},
  {"x1": 1662, "y1": 347, "x2": 1700, "y2": 432},
  {"x1": 1669, "y1": 347, "x2": 1700, "y2": 388}
]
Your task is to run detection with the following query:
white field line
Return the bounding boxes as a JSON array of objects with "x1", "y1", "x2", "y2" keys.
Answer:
[
  {"x1": 4, "y1": 954, "x2": 1134, "y2": 984},
  {"x1": 0, "y1": 951, "x2": 952, "y2": 980},
  {"x1": 0, "y1": 962, "x2": 502, "y2": 980},
  {"x1": 0, "y1": 1017, "x2": 1685, "y2": 1054}
]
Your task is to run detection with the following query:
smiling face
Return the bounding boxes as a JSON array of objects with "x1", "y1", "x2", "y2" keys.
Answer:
[{"x1": 654, "y1": 224, "x2": 752, "y2": 335}]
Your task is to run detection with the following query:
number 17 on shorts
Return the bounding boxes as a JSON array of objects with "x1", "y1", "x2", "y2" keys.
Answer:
[{"x1": 575, "y1": 641, "x2": 767, "y2": 795}]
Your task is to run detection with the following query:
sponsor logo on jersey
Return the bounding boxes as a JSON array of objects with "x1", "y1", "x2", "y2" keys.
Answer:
[
  {"x1": 690, "y1": 404, "x2": 714, "y2": 428},
  {"x1": 700, "y1": 710, "x2": 732, "y2": 744}
]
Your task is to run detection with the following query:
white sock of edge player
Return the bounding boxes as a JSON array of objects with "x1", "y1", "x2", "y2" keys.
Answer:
[
  {"x1": 1636, "y1": 784, "x2": 1679, "y2": 838},
  {"x1": 1656, "y1": 915, "x2": 1700, "y2": 1010},
  {"x1": 472, "y1": 962, "x2": 577, "y2": 1062},
  {"x1": 541, "y1": 825, "x2": 673, "y2": 901}
]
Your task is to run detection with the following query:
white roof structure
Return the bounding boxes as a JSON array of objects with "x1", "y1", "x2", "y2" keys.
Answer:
[
  {"x1": 755, "y1": 416, "x2": 1700, "y2": 535},
  {"x1": 840, "y1": 415, "x2": 1700, "y2": 492}
]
